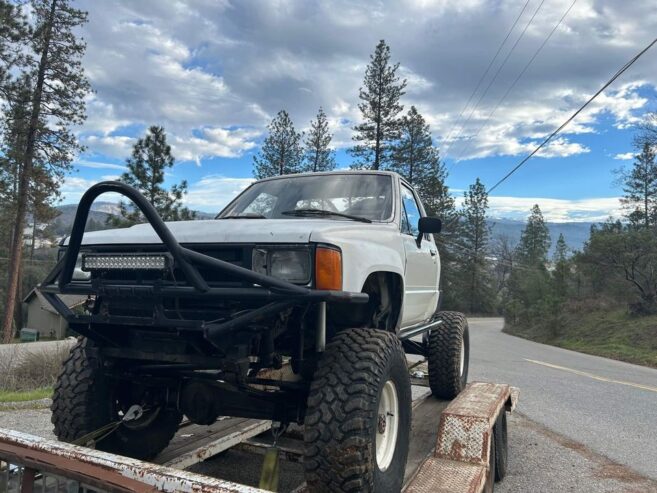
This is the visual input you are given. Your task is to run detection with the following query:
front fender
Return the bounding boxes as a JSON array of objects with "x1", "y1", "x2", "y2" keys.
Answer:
[{"x1": 310, "y1": 226, "x2": 405, "y2": 293}]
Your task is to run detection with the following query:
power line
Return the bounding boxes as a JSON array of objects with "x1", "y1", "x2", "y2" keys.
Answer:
[
  {"x1": 488, "y1": 36, "x2": 657, "y2": 193},
  {"x1": 442, "y1": 0, "x2": 532, "y2": 153},
  {"x1": 454, "y1": 0, "x2": 577, "y2": 162},
  {"x1": 448, "y1": 0, "x2": 547, "y2": 162}
]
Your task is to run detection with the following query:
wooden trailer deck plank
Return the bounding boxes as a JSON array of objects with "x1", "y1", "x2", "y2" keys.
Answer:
[{"x1": 154, "y1": 417, "x2": 271, "y2": 469}]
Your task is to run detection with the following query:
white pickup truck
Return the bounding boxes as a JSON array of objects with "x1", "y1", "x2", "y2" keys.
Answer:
[{"x1": 41, "y1": 170, "x2": 470, "y2": 493}]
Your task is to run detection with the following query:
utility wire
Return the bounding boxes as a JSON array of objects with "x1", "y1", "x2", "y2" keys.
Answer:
[
  {"x1": 442, "y1": 0, "x2": 532, "y2": 153},
  {"x1": 448, "y1": 0, "x2": 546, "y2": 161},
  {"x1": 488, "y1": 36, "x2": 657, "y2": 193},
  {"x1": 455, "y1": 0, "x2": 577, "y2": 162}
]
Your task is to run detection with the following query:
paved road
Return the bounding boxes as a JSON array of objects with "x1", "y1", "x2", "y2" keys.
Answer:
[{"x1": 468, "y1": 317, "x2": 657, "y2": 482}]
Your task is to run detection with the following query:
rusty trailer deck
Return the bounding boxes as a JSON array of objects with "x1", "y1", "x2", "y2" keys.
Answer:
[{"x1": 0, "y1": 379, "x2": 517, "y2": 493}]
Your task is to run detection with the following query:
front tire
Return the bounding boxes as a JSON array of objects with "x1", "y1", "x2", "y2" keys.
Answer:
[
  {"x1": 51, "y1": 338, "x2": 181, "y2": 460},
  {"x1": 427, "y1": 311, "x2": 469, "y2": 399},
  {"x1": 303, "y1": 328, "x2": 411, "y2": 492}
]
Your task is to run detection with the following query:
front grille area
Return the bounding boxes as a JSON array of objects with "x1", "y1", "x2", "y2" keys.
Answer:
[{"x1": 84, "y1": 244, "x2": 253, "y2": 287}]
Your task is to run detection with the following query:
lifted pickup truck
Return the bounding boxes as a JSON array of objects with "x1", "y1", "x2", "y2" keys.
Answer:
[{"x1": 40, "y1": 170, "x2": 470, "y2": 492}]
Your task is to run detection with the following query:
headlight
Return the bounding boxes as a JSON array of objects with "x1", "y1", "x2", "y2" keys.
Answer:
[{"x1": 252, "y1": 248, "x2": 311, "y2": 284}]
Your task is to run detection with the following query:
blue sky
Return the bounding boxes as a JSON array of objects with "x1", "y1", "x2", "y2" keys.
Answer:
[{"x1": 58, "y1": 0, "x2": 657, "y2": 222}]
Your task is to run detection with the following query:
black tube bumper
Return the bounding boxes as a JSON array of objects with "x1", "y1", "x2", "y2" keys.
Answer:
[{"x1": 38, "y1": 181, "x2": 368, "y2": 345}]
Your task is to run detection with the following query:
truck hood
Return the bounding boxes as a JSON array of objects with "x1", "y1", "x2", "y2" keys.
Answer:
[{"x1": 68, "y1": 218, "x2": 374, "y2": 246}]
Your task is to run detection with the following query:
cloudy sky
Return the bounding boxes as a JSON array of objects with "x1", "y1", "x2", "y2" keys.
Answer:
[{"x1": 60, "y1": 0, "x2": 657, "y2": 222}]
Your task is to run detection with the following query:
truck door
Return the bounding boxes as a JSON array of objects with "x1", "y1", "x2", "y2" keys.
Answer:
[{"x1": 400, "y1": 184, "x2": 439, "y2": 326}]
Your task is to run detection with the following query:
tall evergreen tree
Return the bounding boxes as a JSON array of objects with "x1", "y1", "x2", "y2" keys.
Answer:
[
  {"x1": 303, "y1": 107, "x2": 335, "y2": 172},
  {"x1": 0, "y1": 1, "x2": 28, "y2": 89},
  {"x1": 552, "y1": 233, "x2": 571, "y2": 299},
  {"x1": 389, "y1": 106, "x2": 439, "y2": 186},
  {"x1": 504, "y1": 205, "x2": 552, "y2": 326},
  {"x1": 2, "y1": 0, "x2": 91, "y2": 343},
  {"x1": 516, "y1": 205, "x2": 551, "y2": 266},
  {"x1": 350, "y1": 40, "x2": 406, "y2": 170},
  {"x1": 619, "y1": 142, "x2": 657, "y2": 229},
  {"x1": 110, "y1": 126, "x2": 194, "y2": 227},
  {"x1": 253, "y1": 110, "x2": 303, "y2": 178},
  {"x1": 456, "y1": 178, "x2": 494, "y2": 313}
]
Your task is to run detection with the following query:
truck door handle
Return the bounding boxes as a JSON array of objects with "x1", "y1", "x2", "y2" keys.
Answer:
[{"x1": 430, "y1": 249, "x2": 437, "y2": 256}]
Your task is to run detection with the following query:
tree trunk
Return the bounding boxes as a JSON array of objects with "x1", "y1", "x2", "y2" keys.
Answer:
[
  {"x1": 30, "y1": 215, "x2": 37, "y2": 259},
  {"x1": 2, "y1": 0, "x2": 57, "y2": 343}
]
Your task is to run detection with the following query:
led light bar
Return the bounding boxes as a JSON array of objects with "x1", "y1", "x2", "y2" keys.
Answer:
[{"x1": 82, "y1": 254, "x2": 168, "y2": 271}]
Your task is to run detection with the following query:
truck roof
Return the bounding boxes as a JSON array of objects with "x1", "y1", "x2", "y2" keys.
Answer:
[{"x1": 254, "y1": 169, "x2": 405, "y2": 183}]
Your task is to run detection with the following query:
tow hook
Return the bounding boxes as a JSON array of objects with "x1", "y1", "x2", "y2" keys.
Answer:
[{"x1": 123, "y1": 404, "x2": 144, "y2": 422}]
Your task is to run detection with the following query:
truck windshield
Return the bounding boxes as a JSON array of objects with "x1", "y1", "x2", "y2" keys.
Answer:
[{"x1": 218, "y1": 174, "x2": 393, "y2": 221}]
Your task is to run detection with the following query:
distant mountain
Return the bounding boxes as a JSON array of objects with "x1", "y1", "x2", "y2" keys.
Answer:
[
  {"x1": 488, "y1": 218, "x2": 594, "y2": 255},
  {"x1": 50, "y1": 204, "x2": 594, "y2": 254},
  {"x1": 52, "y1": 202, "x2": 215, "y2": 237},
  {"x1": 51, "y1": 202, "x2": 116, "y2": 236}
]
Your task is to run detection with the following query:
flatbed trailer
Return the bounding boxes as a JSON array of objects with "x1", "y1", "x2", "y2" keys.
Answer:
[{"x1": 0, "y1": 362, "x2": 517, "y2": 493}]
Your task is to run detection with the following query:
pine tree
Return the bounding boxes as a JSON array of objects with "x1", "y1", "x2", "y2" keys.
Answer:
[
  {"x1": 253, "y1": 110, "x2": 303, "y2": 178},
  {"x1": 504, "y1": 205, "x2": 552, "y2": 326},
  {"x1": 619, "y1": 142, "x2": 657, "y2": 229},
  {"x1": 303, "y1": 107, "x2": 335, "y2": 172},
  {"x1": 516, "y1": 205, "x2": 551, "y2": 267},
  {"x1": 350, "y1": 40, "x2": 406, "y2": 170},
  {"x1": 0, "y1": 1, "x2": 28, "y2": 89},
  {"x1": 456, "y1": 178, "x2": 494, "y2": 313},
  {"x1": 2, "y1": 0, "x2": 91, "y2": 343},
  {"x1": 109, "y1": 126, "x2": 194, "y2": 227},
  {"x1": 552, "y1": 233, "x2": 570, "y2": 299},
  {"x1": 389, "y1": 106, "x2": 439, "y2": 185}
]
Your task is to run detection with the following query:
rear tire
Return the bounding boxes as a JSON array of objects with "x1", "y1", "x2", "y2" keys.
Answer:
[
  {"x1": 427, "y1": 311, "x2": 469, "y2": 399},
  {"x1": 303, "y1": 328, "x2": 411, "y2": 492},
  {"x1": 51, "y1": 338, "x2": 181, "y2": 460}
]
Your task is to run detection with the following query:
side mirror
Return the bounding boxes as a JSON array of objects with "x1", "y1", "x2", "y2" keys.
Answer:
[
  {"x1": 419, "y1": 216, "x2": 442, "y2": 234},
  {"x1": 416, "y1": 216, "x2": 441, "y2": 246}
]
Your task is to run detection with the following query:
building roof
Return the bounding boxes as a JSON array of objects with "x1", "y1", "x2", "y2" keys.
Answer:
[{"x1": 23, "y1": 288, "x2": 87, "y2": 315}]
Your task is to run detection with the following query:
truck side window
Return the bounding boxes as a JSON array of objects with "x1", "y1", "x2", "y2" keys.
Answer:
[{"x1": 401, "y1": 185, "x2": 421, "y2": 236}]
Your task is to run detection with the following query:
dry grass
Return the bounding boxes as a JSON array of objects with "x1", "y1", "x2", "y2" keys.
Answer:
[{"x1": 0, "y1": 344, "x2": 70, "y2": 392}]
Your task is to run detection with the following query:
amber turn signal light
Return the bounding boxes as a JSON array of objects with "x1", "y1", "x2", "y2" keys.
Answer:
[{"x1": 315, "y1": 247, "x2": 342, "y2": 290}]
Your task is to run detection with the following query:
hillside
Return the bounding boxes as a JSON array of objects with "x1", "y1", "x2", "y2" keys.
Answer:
[
  {"x1": 504, "y1": 304, "x2": 657, "y2": 368},
  {"x1": 51, "y1": 202, "x2": 215, "y2": 237}
]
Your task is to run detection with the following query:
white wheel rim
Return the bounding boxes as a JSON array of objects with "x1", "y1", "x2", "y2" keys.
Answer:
[
  {"x1": 459, "y1": 339, "x2": 465, "y2": 376},
  {"x1": 376, "y1": 379, "x2": 399, "y2": 471}
]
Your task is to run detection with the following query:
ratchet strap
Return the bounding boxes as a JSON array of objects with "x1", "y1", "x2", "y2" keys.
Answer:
[
  {"x1": 71, "y1": 404, "x2": 144, "y2": 448},
  {"x1": 259, "y1": 422, "x2": 287, "y2": 491}
]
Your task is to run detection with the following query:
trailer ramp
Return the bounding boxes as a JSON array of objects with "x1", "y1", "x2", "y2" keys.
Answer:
[{"x1": 405, "y1": 382, "x2": 518, "y2": 493}]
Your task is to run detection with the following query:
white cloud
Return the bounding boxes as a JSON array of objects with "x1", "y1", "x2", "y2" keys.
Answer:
[
  {"x1": 59, "y1": 176, "x2": 123, "y2": 203},
  {"x1": 74, "y1": 160, "x2": 127, "y2": 171},
  {"x1": 62, "y1": 0, "x2": 657, "y2": 170},
  {"x1": 483, "y1": 195, "x2": 623, "y2": 222},
  {"x1": 614, "y1": 152, "x2": 635, "y2": 160},
  {"x1": 171, "y1": 128, "x2": 261, "y2": 165},
  {"x1": 82, "y1": 135, "x2": 135, "y2": 159},
  {"x1": 184, "y1": 176, "x2": 256, "y2": 212}
]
